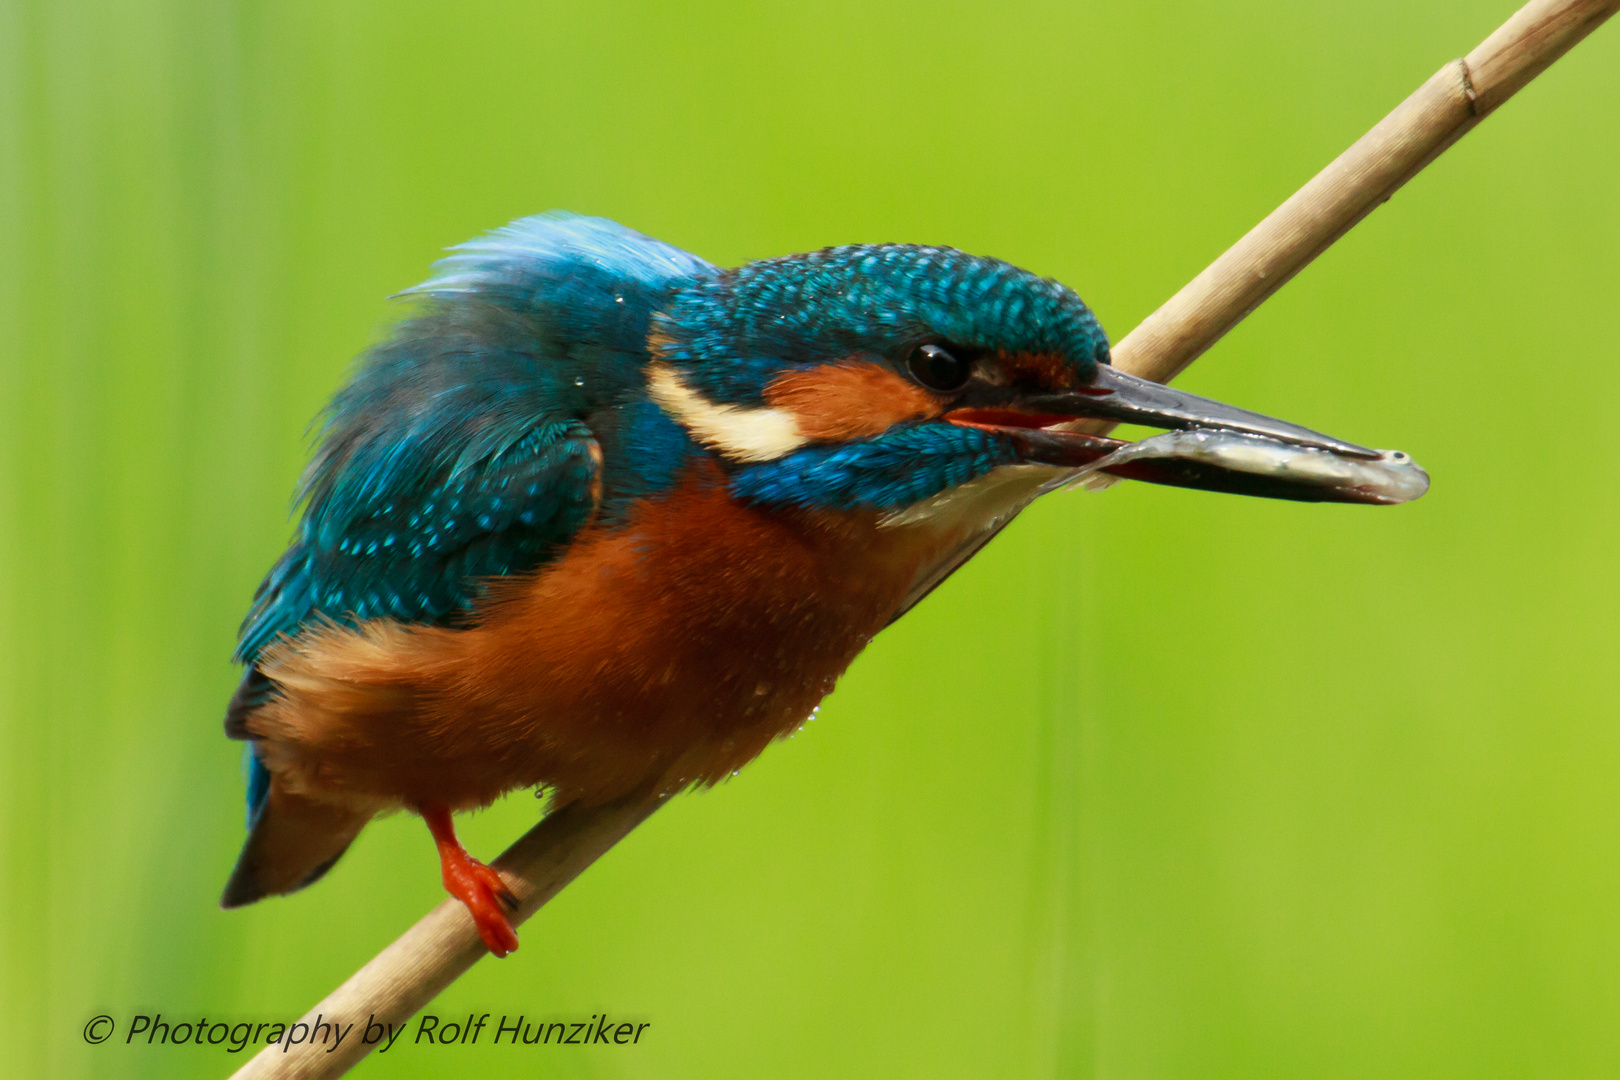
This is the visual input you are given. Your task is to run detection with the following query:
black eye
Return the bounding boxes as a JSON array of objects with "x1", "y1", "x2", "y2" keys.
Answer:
[{"x1": 907, "y1": 343, "x2": 974, "y2": 392}]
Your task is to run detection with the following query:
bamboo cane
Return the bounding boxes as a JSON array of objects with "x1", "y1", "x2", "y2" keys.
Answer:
[{"x1": 228, "y1": 2, "x2": 1618, "y2": 1075}]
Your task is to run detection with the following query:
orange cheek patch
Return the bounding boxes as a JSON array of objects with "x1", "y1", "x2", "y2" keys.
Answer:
[
  {"x1": 764, "y1": 361, "x2": 944, "y2": 442},
  {"x1": 1001, "y1": 351, "x2": 1078, "y2": 391}
]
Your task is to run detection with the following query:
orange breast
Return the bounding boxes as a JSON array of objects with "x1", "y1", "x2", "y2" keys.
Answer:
[{"x1": 254, "y1": 460, "x2": 945, "y2": 810}]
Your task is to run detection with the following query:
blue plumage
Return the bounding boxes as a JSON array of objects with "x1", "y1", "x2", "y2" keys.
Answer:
[
  {"x1": 408, "y1": 211, "x2": 719, "y2": 300},
  {"x1": 237, "y1": 216, "x2": 712, "y2": 665},
  {"x1": 730, "y1": 423, "x2": 1019, "y2": 512},
  {"x1": 237, "y1": 214, "x2": 1109, "y2": 671},
  {"x1": 658, "y1": 243, "x2": 1109, "y2": 407}
]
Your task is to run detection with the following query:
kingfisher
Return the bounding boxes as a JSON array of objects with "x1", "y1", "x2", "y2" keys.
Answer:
[{"x1": 221, "y1": 212, "x2": 1414, "y2": 956}]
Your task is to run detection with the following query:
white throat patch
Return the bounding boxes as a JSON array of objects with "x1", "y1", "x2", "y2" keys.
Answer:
[
  {"x1": 647, "y1": 362, "x2": 809, "y2": 463},
  {"x1": 879, "y1": 462, "x2": 1069, "y2": 532}
]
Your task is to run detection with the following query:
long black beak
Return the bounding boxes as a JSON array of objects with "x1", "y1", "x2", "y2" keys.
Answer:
[
  {"x1": 1027, "y1": 364, "x2": 1379, "y2": 459},
  {"x1": 948, "y1": 364, "x2": 1428, "y2": 505}
]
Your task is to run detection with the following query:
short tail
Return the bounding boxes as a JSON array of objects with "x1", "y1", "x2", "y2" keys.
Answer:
[{"x1": 220, "y1": 777, "x2": 370, "y2": 908}]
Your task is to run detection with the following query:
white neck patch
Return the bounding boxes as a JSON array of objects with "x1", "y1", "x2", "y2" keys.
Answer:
[
  {"x1": 879, "y1": 462, "x2": 1068, "y2": 531},
  {"x1": 647, "y1": 362, "x2": 809, "y2": 463}
]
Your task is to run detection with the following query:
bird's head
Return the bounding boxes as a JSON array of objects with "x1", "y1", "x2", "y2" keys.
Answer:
[{"x1": 648, "y1": 243, "x2": 1389, "y2": 522}]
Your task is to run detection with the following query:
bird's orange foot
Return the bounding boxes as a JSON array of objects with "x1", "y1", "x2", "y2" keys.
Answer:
[
  {"x1": 420, "y1": 803, "x2": 520, "y2": 957},
  {"x1": 442, "y1": 851, "x2": 520, "y2": 957}
]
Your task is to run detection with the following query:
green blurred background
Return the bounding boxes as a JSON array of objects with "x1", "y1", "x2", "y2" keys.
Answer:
[{"x1": 3, "y1": 1, "x2": 1618, "y2": 1076}]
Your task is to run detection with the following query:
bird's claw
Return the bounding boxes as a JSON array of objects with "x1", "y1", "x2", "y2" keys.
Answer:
[{"x1": 443, "y1": 857, "x2": 520, "y2": 957}]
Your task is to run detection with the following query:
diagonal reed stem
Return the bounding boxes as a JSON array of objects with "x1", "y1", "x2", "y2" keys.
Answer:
[
  {"x1": 228, "y1": 2, "x2": 1617, "y2": 1076},
  {"x1": 232, "y1": 791, "x2": 664, "y2": 1079},
  {"x1": 1107, "y1": 0, "x2": 1619, "y2": 385}
]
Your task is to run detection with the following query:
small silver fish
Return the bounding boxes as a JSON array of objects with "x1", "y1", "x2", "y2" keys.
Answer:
[{"x1": 1064, "y1": 429, "x2": 1430, "y2": 505}]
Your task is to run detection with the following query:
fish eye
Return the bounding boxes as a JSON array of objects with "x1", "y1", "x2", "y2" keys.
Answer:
[{"x1": 906, "y1": 343, "x2": 974, "y2": 392}]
